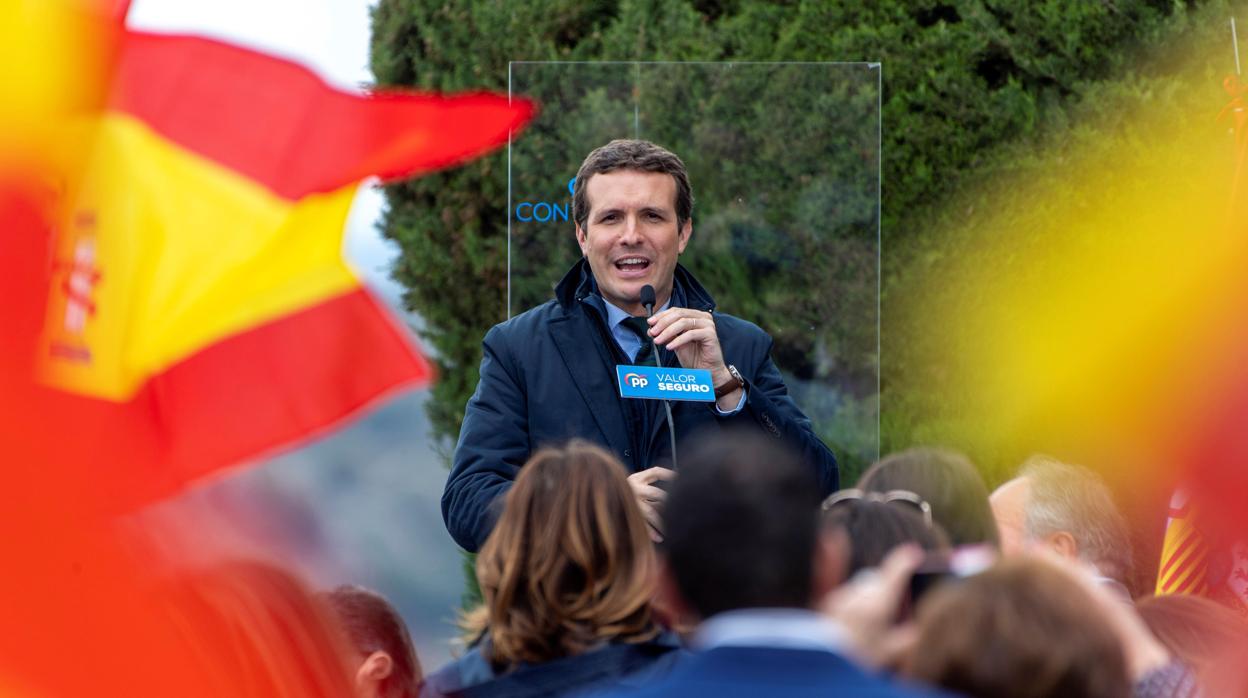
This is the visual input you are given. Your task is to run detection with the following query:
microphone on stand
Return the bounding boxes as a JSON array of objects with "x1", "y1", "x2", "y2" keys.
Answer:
[{"x1": 640, "y1": 285, "x2": 677, "y2": 471}]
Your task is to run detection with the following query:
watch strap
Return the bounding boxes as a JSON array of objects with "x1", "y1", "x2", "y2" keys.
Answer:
[{"x1": 714, "y1": 364, "x2": 745, "y2": 398}]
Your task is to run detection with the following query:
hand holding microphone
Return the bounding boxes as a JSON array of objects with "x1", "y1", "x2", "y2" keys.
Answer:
[
  {"x1": 627, "y1": 284, "x2": 678, "y2": 543},
  {"x1": 642, "y1": 286, "x2": 743, "y2": 411}
]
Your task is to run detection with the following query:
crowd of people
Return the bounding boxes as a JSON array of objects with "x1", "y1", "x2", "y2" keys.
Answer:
[
  {"x1": 142, "y1": 139, "x2": 1246, "y2": 696},
  {"x1": 151, "y1": 432, "x2": 1247, "y2": 697}
]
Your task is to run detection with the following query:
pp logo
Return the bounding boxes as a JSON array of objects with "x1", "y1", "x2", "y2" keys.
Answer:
[{"x1": 623, "y1": 372, "x2": 648, "y2": 388}]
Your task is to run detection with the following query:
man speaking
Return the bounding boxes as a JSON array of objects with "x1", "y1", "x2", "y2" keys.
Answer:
[{"x1": 442, "y1": 139, "x2": 838, "y2": 551}]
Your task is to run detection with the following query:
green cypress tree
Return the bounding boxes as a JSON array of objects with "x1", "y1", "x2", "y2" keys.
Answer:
[{"x1": 370, "y1": 0, "x2": 1199, "y2": 479}]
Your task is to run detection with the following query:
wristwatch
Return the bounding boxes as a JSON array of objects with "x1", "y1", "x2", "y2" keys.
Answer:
[{"x1": 714, "y1": 364, "x2": 746, "y2": 398}]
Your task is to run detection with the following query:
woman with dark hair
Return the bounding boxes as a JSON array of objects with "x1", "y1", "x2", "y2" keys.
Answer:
[
  {"x1": 821, "y1": 491, "x2": 950, "y2": 577},
  {"x1": 857, "y1": 448, "x2": 1000, "y2": 547},
  {"x1": 423, "y1": 440, "x2": 681, "y2": 698}
]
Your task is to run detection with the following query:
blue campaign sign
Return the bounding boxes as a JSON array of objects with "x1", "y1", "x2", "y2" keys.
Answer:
[{"x1": 616, "y1": 365, "x2": 716, "y2": 403}]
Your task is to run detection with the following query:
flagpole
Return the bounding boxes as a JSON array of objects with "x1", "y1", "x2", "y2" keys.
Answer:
[
  {"x1": 1226, "y1": 18, "x2": 1247, "y2": 210},
  {"x1": 1234, "y1": 18, "x2": 1242, "y2": 76}
]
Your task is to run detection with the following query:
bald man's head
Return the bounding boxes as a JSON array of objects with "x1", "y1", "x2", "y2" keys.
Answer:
[
  {"x1": 991, "y1": 457, "x2": 1133, "y2": 586},
  {"x1": 990, "y1": 477, "x2": 1030, "y2": 556}
]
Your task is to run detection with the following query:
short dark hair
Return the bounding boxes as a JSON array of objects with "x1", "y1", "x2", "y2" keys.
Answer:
[
  {"x1": 325, "y1": 585, "x2": 421, "y2": 698},
  {"x1": 662, "y1": 433, "x2": 820, "y2": 619},
  {"x1": 572, "y1": 139, "x2": 693, "y2": 231},
  {"x1": 858, "y1": 448, "x2": 1000, "y2": 548},
  {"x1": 821, "y1": 498, "x2": 950, "y2": 577}
]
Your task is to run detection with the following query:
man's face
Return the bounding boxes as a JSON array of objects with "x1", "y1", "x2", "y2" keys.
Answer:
[
  {"x1": 576, "y1": 169, "x2": 691, "y2": 315},
  {"x1": 989, "y1": 477, "x2": 1030, "y2": 556}
]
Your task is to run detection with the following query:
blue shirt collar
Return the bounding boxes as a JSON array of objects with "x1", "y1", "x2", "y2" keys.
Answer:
[
  {"x1": 602, "y1": 296, "x2": 672, "y2": 329},
  {"x1": 694, "y1": 608, "x2": 849, "y2": 654}
]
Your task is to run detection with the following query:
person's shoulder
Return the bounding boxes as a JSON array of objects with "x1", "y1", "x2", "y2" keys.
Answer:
[
  {"x1": 420, "y1": 647, "x2": 494, "y2": 698},
  {"x1": 577, "y1": 679, "x2": 673, "y2": 698},
  {"x1": 710, "y1": 311, "x2": 767, "y2": 338},
  {"x1": 851, "y1": 674, "x2": 957, "y2": 698},
  {"x1": 648, "y1": 649, "x2": 938, "y2": 698},
  {"x1": 710, "y1": 312, "x2": 771, "y2": 356},
  {"x1": 588, "y1": 646, "x2": 945, "y2": 698}
]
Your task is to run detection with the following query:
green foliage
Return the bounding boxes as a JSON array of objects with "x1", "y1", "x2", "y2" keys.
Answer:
[
  {"x1": 505, "y1": 61, "x2": 881, "y2": 479},
  {"x1": 881, "y1": 0, "x2": 1242, "y2": 485},
  {"x1": 371, "y1": 0, "x2": 1209, "y2": 486}
]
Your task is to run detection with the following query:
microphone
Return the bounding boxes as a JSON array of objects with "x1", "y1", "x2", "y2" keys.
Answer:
[
  {"x1": 639, "y1": 284, "x2": 678, "y2": 472},
  {"x1": 640, "y1": 284, "x2": 657, "y2": 313}
]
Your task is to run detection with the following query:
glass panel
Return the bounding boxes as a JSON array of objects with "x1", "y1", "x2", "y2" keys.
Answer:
[{"x1": 509, "y1": 61, "x2": 881, "y2": 473}]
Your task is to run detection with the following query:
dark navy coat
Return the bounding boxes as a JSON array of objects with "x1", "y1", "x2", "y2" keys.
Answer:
[
  {"x1": 585, "y1": 646, "x2": 952, "y2": 698},
  {"x1": 421, "y1": 633, "x2": 685, "y2": 698},
  {"x1": 442, "y1": 260, "x2": 839, "y2": 551}
]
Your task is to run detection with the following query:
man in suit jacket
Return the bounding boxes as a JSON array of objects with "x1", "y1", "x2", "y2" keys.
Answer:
[
  {"x1": 590, "y1": 435, "x2": 947, "y2": 698},
  {"x1": 443, "y1": 139, "x2": 838, "y2": 552}
]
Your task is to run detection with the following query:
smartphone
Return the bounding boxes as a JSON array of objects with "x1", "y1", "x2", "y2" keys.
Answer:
[{"x1": 908, "y1": 544, "x2": 996, "y2": 605}]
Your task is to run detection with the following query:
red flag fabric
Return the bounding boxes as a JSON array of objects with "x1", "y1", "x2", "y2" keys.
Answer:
[{"x1": 6, "y1": 28, "x2": 534, "y2": 510}]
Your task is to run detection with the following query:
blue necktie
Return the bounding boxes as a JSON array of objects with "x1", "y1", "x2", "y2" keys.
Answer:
[{"x1": 621, "y1": 316, "x2": 654, "y2": 365}]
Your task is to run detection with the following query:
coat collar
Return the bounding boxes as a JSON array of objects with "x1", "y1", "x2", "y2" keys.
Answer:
[
  {"x1": 548, "y1": 258, "x2": 714, "y2": 469},
  {"x1": 554, "y1": 258, "x2": 717, "y2": 314}
]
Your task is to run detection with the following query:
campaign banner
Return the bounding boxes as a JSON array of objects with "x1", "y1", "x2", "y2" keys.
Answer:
[{"x1": 616, "y1": 364, "x2": 716, "y2": 402}]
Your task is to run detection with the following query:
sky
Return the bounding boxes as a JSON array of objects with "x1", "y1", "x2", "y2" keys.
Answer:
[{"x1": 127, "y1": 0, "x2": 404, "y2": 308}]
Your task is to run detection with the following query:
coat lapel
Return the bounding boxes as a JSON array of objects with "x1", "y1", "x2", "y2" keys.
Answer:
[{"x1": 548, "y1": 313, "x2": 633, "y2": 463}]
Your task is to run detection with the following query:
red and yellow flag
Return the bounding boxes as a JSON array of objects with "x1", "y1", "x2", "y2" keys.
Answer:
[
  {"x1": 8, "y1": 29, "x2": 534, "y2": 510},
  {"x1": 0, "y1": 7, "x2": 533, "y2": 694},
  {"x1": 1156, "y1": 490, "x2": 1209, "y2": 596}
]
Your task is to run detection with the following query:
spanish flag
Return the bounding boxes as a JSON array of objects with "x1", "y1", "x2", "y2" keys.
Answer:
[
  {"x1": 12, "y1": 29, "x2": 534, "y2": 510},
  {"x1": 0, "y1": 9, "x2": 529, "y2": 693}
]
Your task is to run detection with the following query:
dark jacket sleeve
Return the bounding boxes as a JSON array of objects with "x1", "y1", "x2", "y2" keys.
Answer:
[
  {"x1": 442, "y1": 325, "x2": 531, "y2": 552},
  {"x1": 720, "y1": 331, "x2": 840, "y2": 497}
]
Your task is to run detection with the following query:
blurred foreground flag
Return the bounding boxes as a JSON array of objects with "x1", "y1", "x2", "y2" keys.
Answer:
[{"x1": 23, "y1": 29, "x2": 533, "y2": 508}]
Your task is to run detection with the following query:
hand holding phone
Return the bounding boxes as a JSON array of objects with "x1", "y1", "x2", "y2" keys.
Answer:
[
  {"x1": 820, "y1": 545, "x2": 924, "y2": 669},
  {"x1": 907, "y1": 544, "x2": 996, "y2": 607}
]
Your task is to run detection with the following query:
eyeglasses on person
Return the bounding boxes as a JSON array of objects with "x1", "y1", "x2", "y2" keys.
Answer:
[{"x1": 821, "y1": 488, "x2": 934, "y2": 528}]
